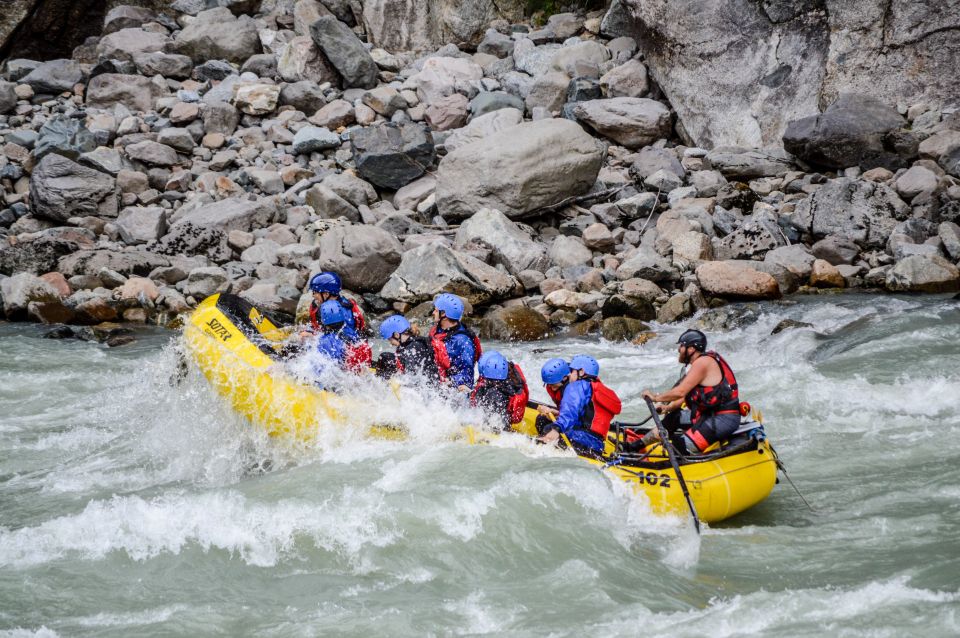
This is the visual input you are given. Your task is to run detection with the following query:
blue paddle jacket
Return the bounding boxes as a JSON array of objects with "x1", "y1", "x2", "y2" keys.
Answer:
[
  {"x1": 554, "y1": 379, "x2": 603, "y2": 452},
  {"x1": 436, "y1": 329, "x2": 476, "y2": 388}
]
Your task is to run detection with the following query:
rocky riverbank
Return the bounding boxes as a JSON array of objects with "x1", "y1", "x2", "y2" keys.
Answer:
[{"x1": 1, "y1": 1, "x2": 959, "y2": 343}]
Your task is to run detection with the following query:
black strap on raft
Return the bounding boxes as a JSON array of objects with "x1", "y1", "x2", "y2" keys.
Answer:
[{"x1": 645, "y1": 396, "x2": 701, "y2": 535}]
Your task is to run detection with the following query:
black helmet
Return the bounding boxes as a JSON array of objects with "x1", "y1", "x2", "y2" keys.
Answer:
[{"x1": 677, "y1": 329, "x2": 707, "y2": 352}]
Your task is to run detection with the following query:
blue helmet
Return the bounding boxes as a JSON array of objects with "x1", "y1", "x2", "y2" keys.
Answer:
[
  {"x1": 569, "y1": 354, "x2": 599, "y2": 377},
  {"x1": 478, "y1": 351, "x2": 509, "y2": 380},
  {"x1": 319, "y1": 299, "x2": 347, "y2": 326},
  {"x1": 310, "y1": 271, "x2": 342, "y2": 294},
  {"x1": 541, "y1": 358, "x2": 570, "y2": 385},
  {"x1": 433, "y1": 292, "x2": 464, "y2": 321},
  {"x1": 379, "y1": 315, "x2": 411, "y2": 340}
]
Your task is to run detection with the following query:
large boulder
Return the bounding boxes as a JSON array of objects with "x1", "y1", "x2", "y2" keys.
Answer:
[
  {"x1": 695, "y1": 260, "x2": 781, "y2": 300},
  {"x1": 443, "y1": 107, "x2": 523, "y2": 153},
  {"x1": 479, "y1": 305, "x2": 551, "y2": 341},
  {"x1": 313, "y1": 223, "x2": 403, "y2": 292},
  {"x1": 783, "y1": 94, "x2": 907, "y2": 170},
  {"x1": 350, "y1": 123, "x2": 436, "y2": 190},
  {"x1": 705, "y1": 146, "x2": 794, "y2": 179},
  {"x1": 170, "y1": 197, "x2": 281, "y2": 233},
  {"x1": 793, "y1": 177, "x2": 910, "y2": 249},
  {"x1": 620, "y1": 0, "x2": 960, "y2": 149},
  {"x1": 436, "y1": 119, "x2": 604, "y2": 219},
  {"x1": 360, "y1": 0, "x2": 523, "y2": 53},
  {"x1": 29, "y1": 154, "x2": 118, "y2": 222},
  {"x1": 453, "y1": 208, "x2": 549, "y2": 275},
  {"x1": 571, "y1": 97, "x2": 671, "y2": 149},
  {"x1": 380, "y1": 242, "x2": 518, "y2": 305},
  {"x1": 0, "y1": 234, "x2": 83, "y2": 276},
  {"x1": 20, "y1": 59, "x2": 82, "y2": 94},
  {"x1": 57, "y1": 248, "x2": 169, "y2": 278},
  {"x1": 309, "y1": 15, "x2": 378, "y2": 89},
  {"x1": 96, "y1": 27, "x2": 168, "y2": 62},
  {"x1": 412, "y1": 56, "x2": 484, "y2": 105},
  {"x1": 615, "y1": 245, "x2": 679, "y2": 284},
  {"x1": 174, "y1": 8, "x2": 261, "y2": 63},
  {"x1": 885, "y1": 255, "x2": 960, "y2": 293},
  {"x1": 0, "y1": 81, "x2": 18, "y2": 114},
  {"x1": 0, "y1": 273, "x2": 62, "y2": 320},
  {"x1": 86, "y1": 74, "x2": 165, "y2": 112}
]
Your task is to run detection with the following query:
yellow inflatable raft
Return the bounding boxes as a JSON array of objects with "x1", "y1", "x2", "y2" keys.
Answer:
[{"x1": 183, "y1": 293, "x2": 779, "y2": 523}]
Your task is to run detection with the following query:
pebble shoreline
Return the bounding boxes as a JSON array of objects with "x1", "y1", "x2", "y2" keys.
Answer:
[{"x1": 1, "y1": 2, "x2": 959, "y2": 346}]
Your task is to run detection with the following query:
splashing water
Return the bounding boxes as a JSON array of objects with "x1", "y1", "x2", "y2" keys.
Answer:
[{"x1": 1, "y1": 294, "x2": 958, "y2": 636}]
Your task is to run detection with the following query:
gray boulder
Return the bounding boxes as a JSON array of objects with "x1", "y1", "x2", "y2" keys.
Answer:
[
  {"x1": 469, "y1": 91, "x2": 524, "y2": 118},
  {"x1": 280, "y1": 80, "x2": 327, "y2": 114},
  {"x1": 444, "y1": 107, "x2": 523, "y2": 153},
  {"x1": 479, "y1": 305, "x2": 551, "y2": 341},
  {"x1": 103, "y1": 5, "x2": 157, "y2": 34},
  {"x1": 764, "y1": 244, "x2": 816, "y2": 280},
  {"x1": 309, "y1": 16, "x2": 378, "y2": 89},
  {"x1": 29, "y1": 154, "x2": 118, "y2": 222},
  {"x1": 314, "y1": 223, "x2": 403, "y2": 292},
  {"x1": 885, "y1": 255, "x2": 960, "y2": 293},
  {"x1": 175, "y1": 8, "x2": 261, "y2": 63},
  {"x1": 21, "y1": 60, "x2": 82, "y2": 94},
  {"x1": 380, "y1": 242, "x2": 518, "y2": 305},
  {"x1": 705, "y1": 147, "x2": 794, "y2": 179},
  {"x1": 436, "y1": 119, "x2": 604, "y2": 219},
  {"x1": 0, "y1": 81, "x2": 15, "y2": 114},
  {"x1": 783, "y1": 94, "x2": 907, "y2": 170},
  {"x1": 454, "y1": 208, "x2": 549, "y2": 275},
  {"x1": 171, "y1": 197, "x2": 281, "y2": 233},
  {"x1": 134, "y1": 52, "x2": 194, "y2": 80},
  {"x1": 292, "y1": 126, "x2": 341, "y2": 154},
  {"x1": 350, "y1": 123, "x2": 436, "y2": 190},
  {"x1": 571, "y1": 97, "x2": 671, "y2": 149},
  {"x1": 125, "y1": 141, "x2": 179, "y2": 167},
  {"x1": 34, "y1": 116, "x2": 97, "y2": 160},
  {"x1": 615, "y1": 245, "x2": 679, "y2": 284},
  {"x1": 811, "y1": 235, "x2": 861, "y2": 265},
  {"x1": 116, "y1": 206, "x2": 168, "y2": 244},
  {"x1": 57, "y1": 249, "x2": 169, "y2": 277},
  {"x1": 793, "y1": 177, "x2": 910, "y2": 249},
  {"x1": 96, "y1": 28, "x2": 168, "y2": 62},
  {"x1": 86, "y1": 74, "x2": 165, "y2": 112}
]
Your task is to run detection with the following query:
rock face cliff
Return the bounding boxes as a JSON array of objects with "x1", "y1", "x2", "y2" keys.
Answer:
[{"x1": 622, "y1": 0, "x2": 960, "y2": 148}]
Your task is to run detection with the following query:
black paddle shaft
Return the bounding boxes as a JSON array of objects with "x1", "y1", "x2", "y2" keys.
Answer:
[{"x1": 644, "y1": 397, "x2": 701, "y2": 534}]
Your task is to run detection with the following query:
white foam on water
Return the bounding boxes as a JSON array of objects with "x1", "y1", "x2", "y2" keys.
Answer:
[
  {"x1": 71, "y1": 604, "x2": 191, "y2": 628},
  {"x1": 0, "y1": 628, "x2": 60, "y2": 638},
  {"x1": 441, "y1": 591, "x2": 520, "y2": 636},
  {"x1": 0, "y1": 488, "x2": 401, "y2": 569}
]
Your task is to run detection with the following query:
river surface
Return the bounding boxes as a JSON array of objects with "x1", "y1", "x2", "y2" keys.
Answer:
[{"x1": 1, "y1": 294, "x2": 959, "y2": 637}]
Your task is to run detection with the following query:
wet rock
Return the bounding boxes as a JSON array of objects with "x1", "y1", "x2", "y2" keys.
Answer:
[
  {"x1": 436, "y1": 119, "x2": 603, "y2": 219},
  {"x1": 601, "y1": 316, "x2": 650, "y2": 342},
  {"x1": 571, "y1": 97, "x2": 671, "y2": 149},
  {"x1": 656, "y1": 292, "x2": 694, "y2": 324},
  {"x1": 350, "y1": 122, "x2": 435, "y2": 190},
  {"x1": 21, "y1": 59, "x2": 82, "y2": 94},
  {"x1": 309, "y1": 15, "x2": 378, "y2": 89},
  {"x1": 696, "y1": 304, "x2": 762, "y2": 332},
  {"x1": 314, "y1": 223, "x2": 402, "y2": 292},
  {"x1": 771, "y1": 319, "x2": 812, "y2": 335},
  {"x1": 783, "y1": 94, "x2": 906, "y2": 170},
  {"x1": 66, "y1": 293, "x2": 119, "y2": 324},
  {"x1": 479, "y1": 305, "x2": 551, "y2": 341},
  {"x1": 175, "y1": 8, "x2": 261, "y2": 64},
  {"x1": 696, "y1": 260, "x2": 781, "y2": 299},
  {"x1": 29, "y1": 154, "x2": 118, "y2": 223},
  {"x1": 885, "y1": 254, "x2": 960, "y2": 293},
  {"x1": 453, "y1": 208, "x2": 548, "y2": 276},
  {"x1": 380, "y1": 242, "x2": 517, "y2": 305},
  {"x1": 600, "y1": 294, "x2": 655, "y2": 321},
  {"x1": 793, "y1": 177, "x2": 909, "y2": 250}
]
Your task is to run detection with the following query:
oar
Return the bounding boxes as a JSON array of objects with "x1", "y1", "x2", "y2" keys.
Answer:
[{"x1": 644, "y1": 397, "x2": 701, "y2": 534}]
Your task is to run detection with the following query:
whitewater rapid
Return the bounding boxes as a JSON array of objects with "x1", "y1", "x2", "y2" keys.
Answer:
[{"x1": 1, "y1": 293, "x2": 958, "y2": 637}]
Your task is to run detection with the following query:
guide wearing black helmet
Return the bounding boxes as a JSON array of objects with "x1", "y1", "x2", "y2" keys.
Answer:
[{"x1": 638, "y1": 328, "x2": 742, "y2": 454}]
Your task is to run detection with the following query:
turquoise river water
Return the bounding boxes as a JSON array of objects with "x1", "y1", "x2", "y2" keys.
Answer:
[{"x1": 1, "y1": 293, "x2": 958, "y2": 637}]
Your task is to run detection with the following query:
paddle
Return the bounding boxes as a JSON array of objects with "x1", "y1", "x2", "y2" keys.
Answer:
[{"x1": 644, "y1": 397, "x2": 701, "y2": 535}]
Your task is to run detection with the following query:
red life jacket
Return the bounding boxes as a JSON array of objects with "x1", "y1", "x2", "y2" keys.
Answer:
[
  {"x1": 429, "y1": 322, "x2": 482, "y2": 382},
  {"x1": 578, "y1": 378, "x2": 622, "y2": 440},
  {"x1": 309, "y1": 296, "x2": 366, "y2": 333},
  {"x1": 345, "y1": 339, "x2": 372, "y2": 372},
  {"x1": 546, "y1": 384, "x2": 564, "y2": 407},
  {"x1": 685, "y1": 351, "x2": 740, "y2": 425},
  {"x1": 506, "y1": 362, "x2": 530, "y2": 424}
]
